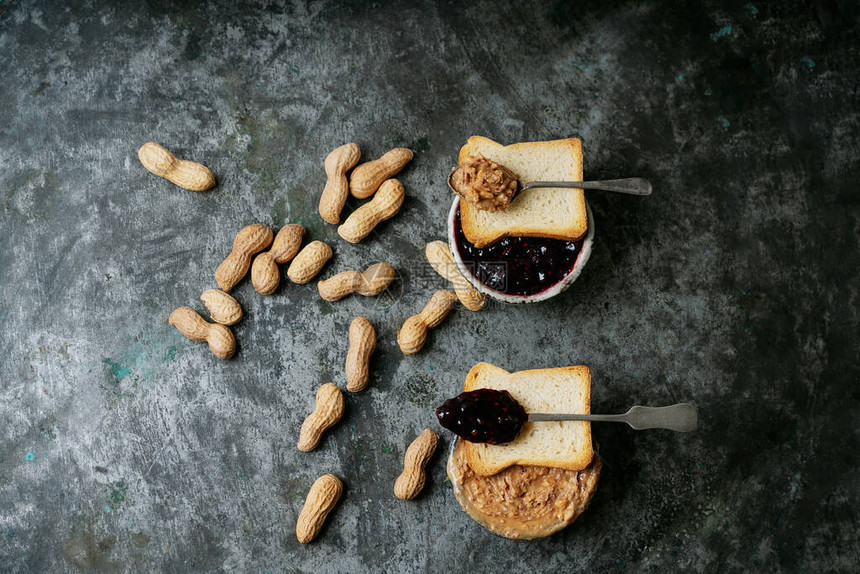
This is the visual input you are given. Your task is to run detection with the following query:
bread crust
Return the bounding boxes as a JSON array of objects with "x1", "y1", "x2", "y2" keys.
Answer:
[{"x1": 457, "y1": 137, "x2": 586, "y2": 247}]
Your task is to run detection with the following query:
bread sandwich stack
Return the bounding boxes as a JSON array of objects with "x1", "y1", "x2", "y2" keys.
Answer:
[{"x1": 446, "y1": 362, "x2": 601, "y2": 540}]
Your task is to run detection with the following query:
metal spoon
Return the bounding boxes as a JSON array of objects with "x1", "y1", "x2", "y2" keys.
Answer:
[
  {"x1": 447, "y1": 172, "x2": 652, "y2": 207},
  {"x1": 528, "y1": 403, "x2": 697, "y2": 432}
]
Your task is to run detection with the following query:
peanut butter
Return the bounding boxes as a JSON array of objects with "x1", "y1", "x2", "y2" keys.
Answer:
[
  {"x1": 447, "y1": 439, "x2": 601, "y2": 540},
  {"x1": 449, "y1": 155, "x2": 519, "y2": 212}
]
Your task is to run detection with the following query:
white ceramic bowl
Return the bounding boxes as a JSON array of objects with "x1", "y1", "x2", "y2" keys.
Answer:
[{"x1": 447, "y1": 197, "x2": 595, "y2": 304}]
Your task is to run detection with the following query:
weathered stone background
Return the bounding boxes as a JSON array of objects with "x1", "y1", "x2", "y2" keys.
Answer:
[{"x1": 0, "y1": 0, "x2": 857, "y2": 572}]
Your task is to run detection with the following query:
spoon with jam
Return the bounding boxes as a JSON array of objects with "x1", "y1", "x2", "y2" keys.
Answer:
[
  {"x1": 448, "y1": 155, "x2": 652, "y2": 213},
  {"x1": 435, "y1": 389, "x2": 697, "y2": 444}
]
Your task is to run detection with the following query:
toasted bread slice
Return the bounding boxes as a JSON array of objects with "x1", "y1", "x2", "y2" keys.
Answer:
[
  {"x1": 458, "y1": 137, "x2": 587, "y2": 248},
  {"x1": 463, "y1": 362, "x2": 593, "y2": 476}
]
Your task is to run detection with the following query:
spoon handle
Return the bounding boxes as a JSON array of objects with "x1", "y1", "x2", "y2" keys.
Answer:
[
  {"x1": 528, "y1": 403, "x2": 697, "y2": 432},
  {"x1": 521, "y1": 177, "x2": 652, "y2": 196}
]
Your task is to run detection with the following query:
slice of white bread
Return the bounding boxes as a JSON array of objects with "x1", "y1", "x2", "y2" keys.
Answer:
[
  {"x1": 458, "y1": 136, "x2": 587, "y2": 248},
  {"x1": 463, "y1": 362, "x2": 593, "y2": 476}
]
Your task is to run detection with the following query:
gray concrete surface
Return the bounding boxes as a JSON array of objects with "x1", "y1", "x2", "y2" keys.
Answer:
[{"x1": 1, "y1": 0, "x2": 858, "y2": 572}]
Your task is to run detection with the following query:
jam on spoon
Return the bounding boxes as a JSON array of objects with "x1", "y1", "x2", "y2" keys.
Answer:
[{"x1": 435, "y1": 389, "x2": 528, "y2": 444}]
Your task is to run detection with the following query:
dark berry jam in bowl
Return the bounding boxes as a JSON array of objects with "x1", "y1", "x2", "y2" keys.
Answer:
[{"x1": 447, "y1": 197, "x2": 595, "y2": 304}]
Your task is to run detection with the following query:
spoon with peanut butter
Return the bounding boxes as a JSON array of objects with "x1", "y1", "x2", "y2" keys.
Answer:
[
  {"x1": 435, "y1": 389, "x2": 697, "y2": 444},
  {"x1": 448, "y1": 155, "x2": 652, "y2": 212}
]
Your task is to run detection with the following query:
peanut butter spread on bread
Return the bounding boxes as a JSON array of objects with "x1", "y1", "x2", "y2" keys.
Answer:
[
  {"x1": 450, "y1": 155, "x2": 519, "y2": 212},
  {"x1": 448, "y1": 439, "x2": 601, "y2": 539}
]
